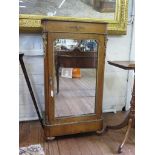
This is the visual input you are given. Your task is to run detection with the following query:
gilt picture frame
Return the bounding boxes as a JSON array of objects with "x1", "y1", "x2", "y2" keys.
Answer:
[{"x1": 19, "y1": 0, "x2": 128, "y2": 35}]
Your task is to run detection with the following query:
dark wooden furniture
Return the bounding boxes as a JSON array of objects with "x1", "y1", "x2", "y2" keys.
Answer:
[
  {"x1": 42, "y1": 19, "x2": 107, "y2": 139},
  {"x1": 100, "y1": 61, "x2": 135, "y2": 153},
  {"x1": 55, "y1": 50, "x2": 97, "y2": 93},
  {"x1": 93, "y1": 0, "x2": 116, "y2": 12}
]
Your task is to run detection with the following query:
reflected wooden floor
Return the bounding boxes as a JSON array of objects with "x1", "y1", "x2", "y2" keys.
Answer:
[
  {"x1": 19, "y1": 112, "x2": 135, "y2": 155},
  {"x1": 55, "y1": 69, "x2": 96, "y2": 117}
]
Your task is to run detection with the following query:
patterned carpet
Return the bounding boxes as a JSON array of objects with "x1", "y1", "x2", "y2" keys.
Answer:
[{"x1": 19, "y1": 144, "x2": 45, "y2": 155}]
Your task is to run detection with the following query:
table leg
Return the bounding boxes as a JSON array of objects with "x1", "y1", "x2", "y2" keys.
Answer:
[
  {"x1": 96, "y1": 115, "x2": 129, "y2": 135},
  {"x1": 108, "y1": 76, "x2": 134, "y2": 130},
  {"x1": 106, "y1": 115, "x2": 129, "y2": 130},
  {"x1": 56, "y1": 65, "x2": 59, "y2": 93},
  {"x1": 99, "y1": 74, "x2": 135, "y2": 153},
  {"x1": 118, "y1": 118, "x2": 133, "y2": 153}
]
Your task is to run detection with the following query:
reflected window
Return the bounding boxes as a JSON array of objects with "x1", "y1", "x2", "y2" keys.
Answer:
[{"x1": 54, "y1": 39, "x2": 98, "y2": 52}]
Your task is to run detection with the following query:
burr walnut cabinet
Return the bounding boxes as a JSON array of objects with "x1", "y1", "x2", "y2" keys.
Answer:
[{"x1": 42, "y1": 19, "x2": 107, "y2": 140}]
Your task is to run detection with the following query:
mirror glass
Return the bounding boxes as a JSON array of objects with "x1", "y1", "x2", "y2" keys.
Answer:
[
  {"x1": 53, "y1": 39, "x2": 98, "y2": 117},
  {"x1": 19, "y1": 0, "x2": 116, "y2": 20}
]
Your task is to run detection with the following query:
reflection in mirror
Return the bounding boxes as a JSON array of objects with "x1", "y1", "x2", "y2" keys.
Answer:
[
  {"x1": 53, "y1": 39, "x2": 98, "y2": 117},
  {"x1": 19, "y1": 0, "x2": 116, "y2": 20},
  {"x1": 92, "y1": 0, "x2": 116, "y2": 13}
]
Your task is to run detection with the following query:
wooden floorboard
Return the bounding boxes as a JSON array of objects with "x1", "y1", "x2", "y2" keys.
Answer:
[
  {"x1": 55, "y1": 69, "x2": 96, "y2": 117},
  {"x1": 19, "y1": 112, "x2": 135, "y2": 155}
]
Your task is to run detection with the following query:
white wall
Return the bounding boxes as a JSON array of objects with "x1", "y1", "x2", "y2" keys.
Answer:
[
  {"x1": 103, "y1": 25, "x2": 133, "y2": 112},
  {"x1": 103, "y1": 0, "x2": 135, "y2": 112},
  {"x1": 19, "y1": 35, "x2": 44, "y2": 121},
  {"x1": 19, "y1": 1, "x2": 135, "y2": 121}
]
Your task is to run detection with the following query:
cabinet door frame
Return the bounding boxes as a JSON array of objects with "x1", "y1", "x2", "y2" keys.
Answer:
[{"x1": 44, "y1": 32, "x2": 106, "y2": 125}]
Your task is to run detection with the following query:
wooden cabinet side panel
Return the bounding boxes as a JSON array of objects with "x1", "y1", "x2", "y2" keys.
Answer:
[{"x1": 95, "y1": 35, "x2": 106, "y2": 117}]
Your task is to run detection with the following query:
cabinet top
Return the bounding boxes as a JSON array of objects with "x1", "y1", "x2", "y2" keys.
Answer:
[
  {"x1": 41, "y1": 17, "x2": 108, "y2": 24},
  {"x1": 42, "y1": 20, "x2": 108, "y2": 34}
]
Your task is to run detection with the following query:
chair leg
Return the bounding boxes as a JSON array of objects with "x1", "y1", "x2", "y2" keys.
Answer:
[{"x1": 118, "y1": 118, "x2": 132, "y2": 153}]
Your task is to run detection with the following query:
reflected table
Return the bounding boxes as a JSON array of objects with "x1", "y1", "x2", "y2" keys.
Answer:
[
  {"x1": 100, "y1": 61, "x2": 135, "y2": 153},
  {"x1": 55, "y1": 50, "x2": 97, "y2": 93}
]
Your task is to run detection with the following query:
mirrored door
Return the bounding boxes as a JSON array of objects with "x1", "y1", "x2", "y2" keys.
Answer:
[{"x1": 53, "y1": 39, "x2": 98, "y2": 117}]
